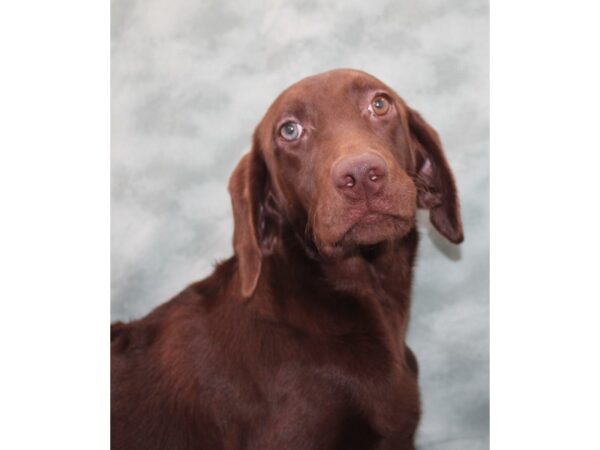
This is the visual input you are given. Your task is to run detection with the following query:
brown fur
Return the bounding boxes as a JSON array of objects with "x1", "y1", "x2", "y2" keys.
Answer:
[{"x1": 111, "y1": 69, "x2": 463, "y2": 450}]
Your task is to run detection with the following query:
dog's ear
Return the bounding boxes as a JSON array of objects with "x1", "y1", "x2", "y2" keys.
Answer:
[
  {"x1": 407, "y1": 107, "x2": 464, "y2": 244},
  {"x1": 228, "y1": 138, "x2": 272, "y2": 298}
]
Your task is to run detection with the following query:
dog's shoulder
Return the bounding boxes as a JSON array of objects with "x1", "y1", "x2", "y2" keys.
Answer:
[{"x1": 111, "y1": 258, "x2": 239, "y2": 356}]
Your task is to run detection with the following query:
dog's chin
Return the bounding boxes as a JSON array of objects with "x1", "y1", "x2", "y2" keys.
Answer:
[{"x1": 317, "y1": 214, "x2": 413, "y2": 259}]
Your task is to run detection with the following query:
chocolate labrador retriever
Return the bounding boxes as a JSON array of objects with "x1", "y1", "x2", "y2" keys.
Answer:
[{"x1": 111, "y1": 68, "x2": 463, "y2": 450}]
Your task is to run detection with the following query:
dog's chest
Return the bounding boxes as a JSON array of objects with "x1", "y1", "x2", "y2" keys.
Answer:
[
  {"x1": 238, "y1": 333, "x2": 409, "y2": 437},
  {"x1": 228, "y1": 357, "x2": 417, "y2": 449}
]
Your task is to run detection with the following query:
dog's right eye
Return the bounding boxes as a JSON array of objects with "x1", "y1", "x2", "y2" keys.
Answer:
[{"x1": 280, "y1": 122, "x2": 303, "y2": 141}]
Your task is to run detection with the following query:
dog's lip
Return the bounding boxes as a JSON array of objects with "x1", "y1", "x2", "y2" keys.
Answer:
[
  {"x1": 313, "y1": 210, "x2": 413, "y2": 259},
  {"x1": 332, "y1": 212, "x2": 410, "y2": 247},
  {"x1": 356, "y1": 212, "x2": 390, "y2": 225},
  {"x1": 354, "y1": 211, "x2": 409, "y2": 227}
]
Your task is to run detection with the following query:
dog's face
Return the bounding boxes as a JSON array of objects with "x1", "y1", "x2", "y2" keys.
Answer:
[
  {"x1": 229, "y1": 69, "x2": 463, "y2": 296},
  {"x1": 255, "y1": 70, "x2": 418, "y2": 255}
]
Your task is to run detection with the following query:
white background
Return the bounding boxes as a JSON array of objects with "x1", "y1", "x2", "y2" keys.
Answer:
[{"x1": 110, "y1": 1, "x2": 488, "y2": 447}]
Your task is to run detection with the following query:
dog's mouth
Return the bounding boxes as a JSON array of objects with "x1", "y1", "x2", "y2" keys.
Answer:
[
  {"x1": 317, "y1": 212, "x2": 413, "y2": 258},
  {"x1": 343, "y1": 212, "x2": 412, "y2": 245}
]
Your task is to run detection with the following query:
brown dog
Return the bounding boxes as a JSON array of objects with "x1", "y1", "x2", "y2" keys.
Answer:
[{"x1": 111, "y1": 69, "x2": 463, "y2": 450}]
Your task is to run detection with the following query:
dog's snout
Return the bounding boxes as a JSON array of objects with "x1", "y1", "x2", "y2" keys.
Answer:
[{"x1": 332, "y1": 153, "x2": 388, "y2": 200}]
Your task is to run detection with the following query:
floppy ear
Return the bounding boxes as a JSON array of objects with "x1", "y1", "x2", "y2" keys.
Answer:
[
  {"x1": 407, "y1": 107, "x2": 464, "y2": 244},
  {"x1": 228, "y1": 142, "x2": 269, "y2": 298}
]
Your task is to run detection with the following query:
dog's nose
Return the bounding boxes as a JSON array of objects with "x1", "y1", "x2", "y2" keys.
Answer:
[{"x1": 332, "y1": 153, "x2": 388, "y2": 200}]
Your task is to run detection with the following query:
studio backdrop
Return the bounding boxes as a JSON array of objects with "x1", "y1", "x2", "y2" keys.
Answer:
[{"x1": 111, "y1": 1, "x2": 489, "y2": 448}]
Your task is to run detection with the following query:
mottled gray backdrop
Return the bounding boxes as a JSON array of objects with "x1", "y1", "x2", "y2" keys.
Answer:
[{"x1": 111, "y1": 0, "x2": 489, "y2": 448}]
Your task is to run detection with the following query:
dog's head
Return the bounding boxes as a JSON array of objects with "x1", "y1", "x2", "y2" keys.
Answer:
[{"x1": 229, "y1": 69, "x2": 463, "y2": 296}]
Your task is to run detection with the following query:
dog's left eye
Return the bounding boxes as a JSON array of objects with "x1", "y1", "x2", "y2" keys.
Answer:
[
  {"x1": 280, "y1": 122, "x2": 303, "y2": 141},
  {"x1": 371, "y1": 96, "x2": 390, "y2": 115}
]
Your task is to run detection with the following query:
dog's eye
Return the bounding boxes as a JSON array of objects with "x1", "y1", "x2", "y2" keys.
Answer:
[
  {"x1": 371, "y1": 96, "x2": 390, "y2": 115},
  {"x1": 280, "y1": 122, "x2": 303, "y2": 141}
]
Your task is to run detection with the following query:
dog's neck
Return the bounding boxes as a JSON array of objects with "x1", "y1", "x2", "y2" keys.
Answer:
[{"x1": 246, "y1": 224, "x2": 419, "y2": 342}]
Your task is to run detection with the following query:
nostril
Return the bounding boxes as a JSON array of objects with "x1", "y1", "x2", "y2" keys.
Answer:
[
  {"x1": 368, "y1": 163, "x2": 387, "y2": 179},
  {"x1": 368, "y1": 169, "x2": 380, "y2": 182},
  {"x1": 345, "y1": 175, "x2": 356, "y2": 188}
]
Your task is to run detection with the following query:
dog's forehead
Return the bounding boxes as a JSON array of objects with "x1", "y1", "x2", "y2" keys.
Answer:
[
  {"x1": 268, "y1": 70, "x2": 390, "y2": 116},
  {"x1": 289, "y1": 70, "x2": 384, "y2": 95}
]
